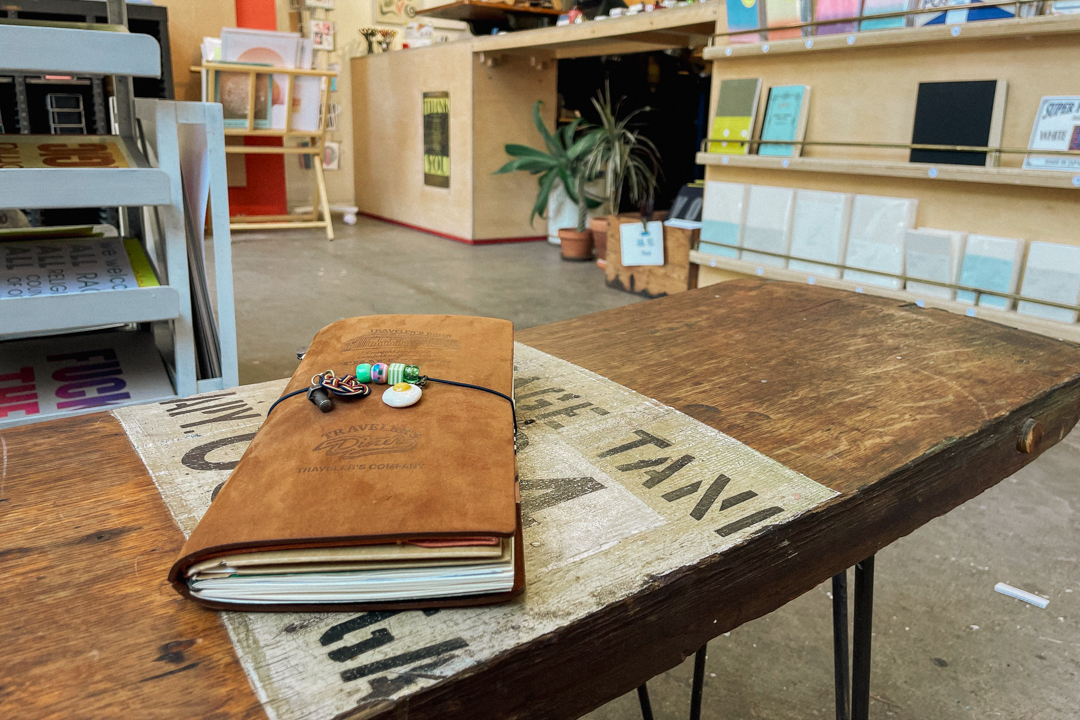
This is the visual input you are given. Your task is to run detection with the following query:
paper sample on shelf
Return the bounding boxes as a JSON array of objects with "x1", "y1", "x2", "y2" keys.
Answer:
[
  {"x1": 759, "y1": 85, "x2": 809, "y2": 157},
  {"x1": 788, "y1": 189, "x2": 852, "y2": 278},
  {"x1": 742, "y1": 185, "x2": 794, "y2": 268},
  {"x1": 842, "y1": 195, "x2": 917, "y2": 289},
  {"x1": 710, "y1": 78, "x2": 762, "y2": 154},
  {"x1": 700, "y1": 181, "x2": 749, "y2": 258},
  {"x1": 909, "y1": 79, "x2": 1006, "y2": 167},
  {"x1": 956, "y1": 234, "x2": 1025, "y2": 310},
  {"x1": 1023, "y1": 96, "x2": 1080, "y2": 172},
  {"x1": 725, "y1": 0, "x2": 766, "y2": 42},
  {"x1": 0, "y1": 134, "x2": 131, "y2": 168},
  {"x1": 765, "y1": 0, "x2": 803, "y2": 39},
  {"x1": 913, "y1": 0, "x2": 1015, "y2": 26},
  {"x1": 2, "y1": 237, "x2": 158, "y2": 299},
  {"x1": 860, "y1": 0, "x2": 913, "y2": 29},
  {"x1": 814, "y1": 0, "x2": 860, "y2": 34},
  {"x1": 0, "y1": 330, "x2": 173, "y2": 422},
  {"x1": 904, "y1": 228, "x2": 966, "y2": 300},
  {"x1": 1017, "y1": 241, "x2": 1080, "y2": 323}
]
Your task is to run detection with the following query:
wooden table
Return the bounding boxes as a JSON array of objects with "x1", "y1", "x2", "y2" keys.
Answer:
[{"x1": 4, "y1": 279, "x2": 1080, "y2": 719}]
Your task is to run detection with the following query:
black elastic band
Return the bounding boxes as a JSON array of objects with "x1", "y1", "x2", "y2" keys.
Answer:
[
  {"x1": 265, "y1": 375, "x2": 517, "y2": 435},
  {"x1": 424, "y1": 377, "x2": 518, "y2": 433}
]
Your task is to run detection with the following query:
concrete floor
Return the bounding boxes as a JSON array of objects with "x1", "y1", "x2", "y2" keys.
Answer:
[{"x1": 229, "y1": 218, "x2": 1079, "y2": 720}]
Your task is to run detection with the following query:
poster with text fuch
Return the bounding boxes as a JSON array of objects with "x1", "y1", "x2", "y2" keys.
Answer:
[{"x1": 423, "y1": 91, "x2": 450, "y2": 188}]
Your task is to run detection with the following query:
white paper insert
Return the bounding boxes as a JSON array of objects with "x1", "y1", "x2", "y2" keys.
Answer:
[
  {"x1": 843, "y1": 195, "x2": 917, "y2": 289},
  {"x1": 741, "y1": 185, "x2": 795, "y2": 268},
  {"x1": 788, "y1": 190, "x2": 853, "y2": 278}
]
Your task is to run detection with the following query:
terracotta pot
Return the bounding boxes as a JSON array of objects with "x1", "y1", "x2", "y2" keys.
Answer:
[
  {"x1": 589, "y1": 216, "x2": 609, "y2": 269},
  {"x1": 558, "y1": 228, "x2": 594, "y2": 261}
]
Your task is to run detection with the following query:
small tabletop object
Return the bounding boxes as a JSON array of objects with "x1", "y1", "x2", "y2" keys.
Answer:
[{"x1": 4, "y1": 280, "x2": 1079, "y2": 719}]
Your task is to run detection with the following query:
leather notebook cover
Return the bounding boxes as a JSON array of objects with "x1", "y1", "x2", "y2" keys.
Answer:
[{"x1": 168, "y1": 315, "x2": 522, "y2": 612}]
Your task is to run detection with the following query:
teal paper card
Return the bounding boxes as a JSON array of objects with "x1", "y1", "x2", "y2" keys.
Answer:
[
  {"x1": 700, "y1": 220, "x2": 740, "y2": 257},
  {"x1": 957, "y1": 254, "x2": 1013, "y2": 309},
  {"x1": 759, "y1": 85, "x2": 806, "y2": 157}
]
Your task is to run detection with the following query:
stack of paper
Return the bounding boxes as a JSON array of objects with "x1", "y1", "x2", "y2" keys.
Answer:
[
  {"x1": 699, "y1": 181, "x2": 749, "y2": 258},
  {"x1": 904, "y1": 228, "x2": 967, "y2": 300},
  {"x1": 788, "y1": 190, "x2": 853, "y2": 278},
  {"x1": 843, "y1": 195, "x2": 917, "y2": 289},
  {"x1": 956, "y1": 234, "x2": 1025, "y2": 309},
  {"x1": 1017, "y1": 241, "x2": 1080, "y2": 323},
  {"x1": 742, "y1": 185, "x2": 795, "y2": 268}
]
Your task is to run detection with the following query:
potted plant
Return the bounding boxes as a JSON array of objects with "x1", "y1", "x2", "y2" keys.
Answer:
[
  {"x1": 582, "y1": 83, "x2": 661, "y2": 268},
  {"x1": 495, "y1": 101, "x2": 603, "y2": 261}
]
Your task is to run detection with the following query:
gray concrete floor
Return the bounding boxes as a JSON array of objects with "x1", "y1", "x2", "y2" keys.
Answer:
[{"x1": 229, "y1": 218, "x2": 1079, "y2": 720}]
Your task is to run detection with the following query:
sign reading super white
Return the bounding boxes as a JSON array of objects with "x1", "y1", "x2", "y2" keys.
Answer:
[{"x1": 1024, "y1": 96, "x2": 1080, "y2": 172}]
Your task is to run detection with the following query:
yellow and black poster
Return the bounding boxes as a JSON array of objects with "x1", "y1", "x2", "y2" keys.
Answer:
[{"x1": 423, "y1": 91, "x2": 450, "y2": 188}]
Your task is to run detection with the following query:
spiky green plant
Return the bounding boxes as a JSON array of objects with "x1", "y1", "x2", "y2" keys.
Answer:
[
  {"x1": 582, "y1": 82, "x2": 661, "y2": 219},
  {"x1": 494, "y1": 101, "x2": 603, "y2": 233}
]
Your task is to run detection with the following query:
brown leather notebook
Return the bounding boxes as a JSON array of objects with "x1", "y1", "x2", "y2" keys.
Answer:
[{"x1": 168, "y1": 315, "x2": 522, "y2": 612}]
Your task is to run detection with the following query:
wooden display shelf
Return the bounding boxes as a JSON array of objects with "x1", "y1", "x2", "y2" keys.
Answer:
[
  {"x1": 688, "y1": 249, "x2": 1080, "y2": 344},
  {"x1": 695, "y1": 152, "x2": 1080, "y2": 190},
  {"x1": 471, "y1": 1, "x2": 719, "y2": 59},
  {"x1": 703, "y1": 13, "x2": 1080, "y2": 60},
  {"x1": 197, "y1": 62, "x2": 337, "y2": 240}
]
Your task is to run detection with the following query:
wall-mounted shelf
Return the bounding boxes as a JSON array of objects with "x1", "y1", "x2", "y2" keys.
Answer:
[
  {"x1": 0, "y1": 288, "x2": 181, "y2": 335},
  {"x1": 0, "y1": 23, "x2": 161, "y2": 77},
  {"x1": 695, "y1": 152, "x2": 1080, "y2": 190},
  {"x1": 689, "y1": 249, "x2": 1080, "y2": 344},
  {"x1": 703, "y1": 13, "x2": 1080, "y2": 61},
  {"x1": 471, "y1": 1, "x2": 719, "y2": 59}
]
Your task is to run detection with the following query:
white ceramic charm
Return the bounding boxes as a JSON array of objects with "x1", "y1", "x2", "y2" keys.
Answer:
[{"x1": 382, "y1": 382, "x2": 422, "y2": 408}]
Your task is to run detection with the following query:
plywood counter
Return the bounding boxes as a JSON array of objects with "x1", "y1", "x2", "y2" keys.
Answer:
[{"x1": 351, "y1": 2, "x2": 722, "y2": 243}]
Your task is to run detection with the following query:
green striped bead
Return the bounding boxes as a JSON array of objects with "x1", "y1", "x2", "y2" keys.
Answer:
[
  {"x1": 355, "y1": 363, "x2": 372, "y2": 383},
  {"x1": 388, "y1": 362, "x2": 406, "y2": 385}
]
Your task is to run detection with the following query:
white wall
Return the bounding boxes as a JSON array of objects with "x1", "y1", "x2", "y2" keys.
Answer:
[{"x1": 276, "y1": 0, "x2": 471, "y2": 210}]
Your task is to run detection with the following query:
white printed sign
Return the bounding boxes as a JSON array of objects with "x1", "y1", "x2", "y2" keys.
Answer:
[{"x1": 620, "y1": 221, "x2": 665, "y2": 267}]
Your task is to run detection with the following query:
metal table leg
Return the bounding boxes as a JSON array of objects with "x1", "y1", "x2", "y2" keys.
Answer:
[
  {"x1": 689, "y1": 643, "x2": 708, "y2": 720},
  {"x1": 832, "y1": 570, "x2": 850, "y2": 720},
  {"x1": 637, "y1": 683, "x2": 654, "y2": 720},
  {"x1": 851, "y1": 556, "x2": 875, "y2": 720}
]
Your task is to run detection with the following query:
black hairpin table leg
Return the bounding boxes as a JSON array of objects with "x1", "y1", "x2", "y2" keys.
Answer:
[
  {"x1": 851, "y1": 556, "x2": 876, "y2": 720},
  {"x1": 637, "y1": 683, "x2": 654, "y2": 720},
  {"x1": 832, "y1": 570, "x2": 850, "y2": 720},
  {"x1": 689, "y1": 643, "x2": 708, "y2": 720}
]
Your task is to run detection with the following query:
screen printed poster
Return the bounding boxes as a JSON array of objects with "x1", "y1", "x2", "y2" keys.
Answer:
[
  {"x1": 423, "y1": 91, "x2": 450, "y2": 188},
  {"x1": 0, "y1": 135, "x2": 131, "y2": 168}
]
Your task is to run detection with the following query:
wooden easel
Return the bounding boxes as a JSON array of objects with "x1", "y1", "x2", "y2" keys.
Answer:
[{"x1": 197, "y1": 62, "x2": 338, "y2": 239}]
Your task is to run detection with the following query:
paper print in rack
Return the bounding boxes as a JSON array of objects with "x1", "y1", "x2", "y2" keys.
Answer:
[
  {"x1": 113, "y1": 344, "x2": 835, "y2": 720},
  {"x1": 725, "y1": 0, "x2": 767, "y2": 42},
  {"x1": 375, "y1": 0, "x2": 420, "y2": 25},
  {"x1": 311, "y1": 20, "x2": 335, "y2": 51},
  {"x1": 1017, "y1": 242, "x2": 1080, "y2": 324}
]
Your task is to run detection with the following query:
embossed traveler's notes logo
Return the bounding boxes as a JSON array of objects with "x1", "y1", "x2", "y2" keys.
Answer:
[{"x1": 313, "y1": 424, "x2": 420, "y2": 459}]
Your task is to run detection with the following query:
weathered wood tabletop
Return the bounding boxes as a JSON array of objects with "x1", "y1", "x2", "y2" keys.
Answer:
[{"x1": 4, "y1": 279, "x2": 1080, "y2": 720}]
